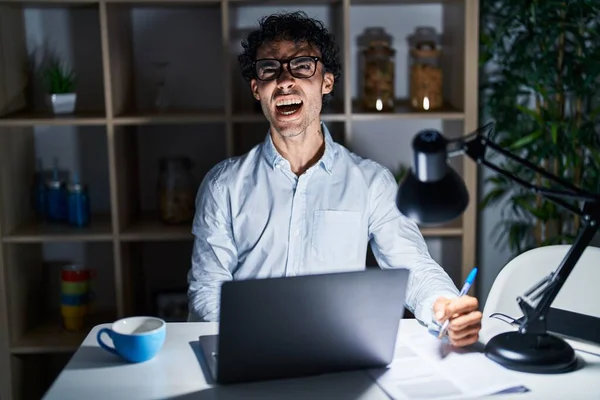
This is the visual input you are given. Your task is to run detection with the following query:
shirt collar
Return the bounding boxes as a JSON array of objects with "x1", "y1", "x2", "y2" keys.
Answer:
[{"x1": 262, "y1": 121, "x2": 337, "y2": 175}]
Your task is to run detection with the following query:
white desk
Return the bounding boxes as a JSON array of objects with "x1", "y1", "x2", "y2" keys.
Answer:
[{"x1": 42, "y1": 319, "x2": 600, "y2": 400}]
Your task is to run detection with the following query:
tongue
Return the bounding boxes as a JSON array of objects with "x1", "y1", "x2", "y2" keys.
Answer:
[{"x1": 277, "y1": 103, "x2": 302, "y2": 114}]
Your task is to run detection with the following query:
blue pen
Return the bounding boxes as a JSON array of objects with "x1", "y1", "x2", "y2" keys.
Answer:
[{"x1": 438, "y1": 267, "x2": 478, "y2": 339}]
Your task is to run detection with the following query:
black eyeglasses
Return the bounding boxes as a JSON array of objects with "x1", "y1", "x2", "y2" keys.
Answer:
[{"x1": 253, "y1": 56, "x2": 320, "y2": 81}]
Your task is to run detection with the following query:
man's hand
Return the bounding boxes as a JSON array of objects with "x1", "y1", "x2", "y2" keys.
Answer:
[{"x1": 433, "y1": 295, "x2": 482, "y2": 347}]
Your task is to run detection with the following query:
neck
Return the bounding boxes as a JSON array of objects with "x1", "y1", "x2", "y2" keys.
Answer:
[{"x1": 271, "y1": 122, "x2": 325, "y2": 176}]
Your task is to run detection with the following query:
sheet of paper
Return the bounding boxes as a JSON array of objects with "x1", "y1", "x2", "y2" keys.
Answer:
[{"x1": 369, "y1": 330, "x2": 527, "y2": 400}]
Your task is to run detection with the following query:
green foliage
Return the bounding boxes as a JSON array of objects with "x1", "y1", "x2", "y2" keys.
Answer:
[
  {"x1": 395, "y1": 163, "x2": 409, "y2": 183},
  {"x1": 480, "y1": 0, "x2": 600, "y2": 256},
  {"x1": 42, "y1": 56, "x2": 76, "y2": 94}
]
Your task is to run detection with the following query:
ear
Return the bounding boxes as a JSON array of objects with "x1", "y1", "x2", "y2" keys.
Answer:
[
  {"x1": 322, "y1": 72, "x2": 334, "y2": 95},
  {"x1": 250, "y1": 79, "x2": 260, "y2": 101}
]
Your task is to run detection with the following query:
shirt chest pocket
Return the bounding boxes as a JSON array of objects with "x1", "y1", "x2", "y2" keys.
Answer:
[{"x1": 311, "y1": 210, "x2": 362, "y2": 265}]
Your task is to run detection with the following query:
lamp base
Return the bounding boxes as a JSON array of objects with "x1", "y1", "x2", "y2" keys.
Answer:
[{"x1": 484, "y1": 331, "x2": 577, "y2": 374}]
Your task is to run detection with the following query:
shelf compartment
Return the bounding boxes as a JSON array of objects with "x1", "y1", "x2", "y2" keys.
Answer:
[
  {"x1": 4, "y1": 242, "x2": 117, "y2": 356},
  {"x1": 11, "y1": 353, "x2": 73, "y2": 400},
  {"x1": 120, "y1": 241, "x2": 191, "y2": 317},
  {"x1": 113, "y1": 124, "x2": 227, "y2": 239},
  {"x1": 0, "y1": 2, "x2": 106, "y2": 122},
  {"x1": 349, "y1": 3, "x2": 466, "y2": 114},
  {"x1": 104, "y1": 2, "x2": 226, "y2": 119},
  {"x1": 0, "y1": 125, "x2": 112, "y2": 245},
  {"x1": 351, "y1": 99, "x2": 463, "y2": 120},
  {"x1": 11, "y1": 309, "x2": 116, "y2": 355}
]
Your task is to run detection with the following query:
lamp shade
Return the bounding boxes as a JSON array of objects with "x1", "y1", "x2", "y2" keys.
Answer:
[{"x1": 396, "y1": 129, "x2": 469, "y2": 225}]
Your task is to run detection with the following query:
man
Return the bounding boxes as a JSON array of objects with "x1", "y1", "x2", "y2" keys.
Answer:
[{"x1": 187, "y1": 12, "x2": 482, "y2": 347}]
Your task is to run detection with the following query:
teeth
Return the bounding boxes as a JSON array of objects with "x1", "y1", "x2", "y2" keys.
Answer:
[{"x1": 276, "y1": 99, "x2": 302, "y2": 106}]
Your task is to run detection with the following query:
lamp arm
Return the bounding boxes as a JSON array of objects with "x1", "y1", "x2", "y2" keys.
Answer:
[
  {"x1": 451, "y1": 125, "x2": 600, "y2": 336},
  {"x1": 455, "y1": 133, "x2": 600, "y2": 204},
  {"x1": 476, "y1": 157, "x2": 586, "y2": 217},
  {"x1": 517, "y1": 218, "x2": 599, "y2": 335}
]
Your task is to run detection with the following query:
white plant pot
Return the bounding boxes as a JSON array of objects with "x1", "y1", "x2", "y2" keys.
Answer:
[{"x1": 48, "y1": 93, "x2": 77, "y2": 114}]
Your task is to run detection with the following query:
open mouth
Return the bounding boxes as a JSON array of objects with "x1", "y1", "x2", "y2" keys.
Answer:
[{"x1": 275, "y1": 98, "x2": 303, "y2": 116}]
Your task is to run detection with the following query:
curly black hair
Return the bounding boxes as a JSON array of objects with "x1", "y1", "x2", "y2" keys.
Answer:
[{"x1": 238, "y1": 11, "x2": 342, "y2": 104}]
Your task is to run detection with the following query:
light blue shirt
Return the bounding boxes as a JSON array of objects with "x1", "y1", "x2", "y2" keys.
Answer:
[{"x1": 187, "y1": 122, "x2": 459, "y2": 326}]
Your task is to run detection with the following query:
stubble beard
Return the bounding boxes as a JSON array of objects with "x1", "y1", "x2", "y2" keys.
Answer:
[{"x1": 264, "y1": 99, "x2": 321, "y2": 140}]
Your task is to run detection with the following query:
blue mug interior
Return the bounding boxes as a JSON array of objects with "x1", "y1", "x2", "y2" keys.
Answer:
[{"x1": 97, "y1": 317, "x2": 166, "y2": 363}]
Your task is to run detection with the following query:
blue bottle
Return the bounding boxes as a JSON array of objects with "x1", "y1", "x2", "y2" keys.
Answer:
[
  {"x1": 67, "y1": 180, "x2": 90, "y2": 227},
  {"x1": 45, "y1": 159, "x2": 68, "y2": 222},
  {"x1": 46, "y1": 178, "x2": 67, "y2": 223}
]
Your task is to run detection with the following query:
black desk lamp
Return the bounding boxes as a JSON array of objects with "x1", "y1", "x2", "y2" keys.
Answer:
[{"x1": 396, "y1": 122, "x2": 600, "y2": 374}]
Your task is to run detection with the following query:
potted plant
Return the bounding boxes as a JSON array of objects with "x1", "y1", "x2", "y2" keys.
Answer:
[
  {"x1": 479, "y1": 0, "x2": 600, "y2": 256},
  {"x1": 42, "y1": 56, "x2": 77, "y2": 114}
]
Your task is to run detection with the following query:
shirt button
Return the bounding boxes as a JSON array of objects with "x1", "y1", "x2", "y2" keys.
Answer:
[
  {"x1": 275, "y1": 164, "x2": 281, "y2": 168},
  {"x1": 294, "y1": 230, "x2": 300, "y2": 236}
]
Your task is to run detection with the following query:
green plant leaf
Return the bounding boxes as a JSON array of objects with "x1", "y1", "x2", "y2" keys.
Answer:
[
  {"x1": 550, "y1": 124, "x2": 558, "y2": 145},
  {"x1": 480, "y1": 187, "x2": 508, "y2": 210},
  {"x1": 515, "y1": 104, "x2": 544, "y2": 126},
  {"x1": 40, "y1": 55, "x2": 76, "y2": 94},
  {"x1": 510, "y1": 130, "x2": 542, "y2": 149}
]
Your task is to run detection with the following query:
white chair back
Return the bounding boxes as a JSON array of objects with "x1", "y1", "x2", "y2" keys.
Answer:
[{"x1": 483, "y1": 244, "x2": 600, "y2": 321}]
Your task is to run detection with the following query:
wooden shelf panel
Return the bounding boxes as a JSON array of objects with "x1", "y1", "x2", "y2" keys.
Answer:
[
  {"x1": 120, "y1": 214, "x2": 192, "y2": 241},
  {"x1": 0, "y1": 111, "x2": 107, "y2": 127},
  {"x1": 11, "y1": 310, "x2": 116, "y2": 355},
  {"x1": 351, "y1": 99, "x2": 463, "y2": 120},
  {"x1": 419, "y1": 218, "x2": 462, "y2": 237},
  {"x1": 113, "y1": 110, "x2": 226, "y2": 125},
  {"x1": 2, "y1": 214, "x2": 113, "y2": 243}
]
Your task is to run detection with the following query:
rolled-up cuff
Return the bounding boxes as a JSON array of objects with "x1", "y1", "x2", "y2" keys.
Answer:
[{"x1": 415, "y1": 292, "x2": 459, "y2": 329}]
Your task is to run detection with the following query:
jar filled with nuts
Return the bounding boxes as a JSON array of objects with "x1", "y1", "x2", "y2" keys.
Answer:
[
  {"x1": 158, "y1": 157, "x2": 195, "y2": 224},
  {"x1": 407, "y1": 27, "x2": 443, "y2": 111},
  {"x1": 360, "y1": 27, "x2": 396, "y2": 112}
]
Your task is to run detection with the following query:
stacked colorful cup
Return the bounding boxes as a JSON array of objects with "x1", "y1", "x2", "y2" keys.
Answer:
[{"x1": 61, "y1": 264, "x2": 95, "y2": 331}]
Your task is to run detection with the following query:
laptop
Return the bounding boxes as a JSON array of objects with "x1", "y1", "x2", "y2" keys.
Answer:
[{"x1": 199, "y1": 268, "x2": 409, "y2": 384}]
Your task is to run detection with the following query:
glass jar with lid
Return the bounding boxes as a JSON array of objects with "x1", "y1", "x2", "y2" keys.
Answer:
[
  {"x1": 158, "y1": 157, "x2": 195, "y2": 224},
  {"x1": 407, "y1": 27, "x2": 443, "y2": 111},
  {"x1": 360, "y1": 27, "x2": 396, "y2": 112}
]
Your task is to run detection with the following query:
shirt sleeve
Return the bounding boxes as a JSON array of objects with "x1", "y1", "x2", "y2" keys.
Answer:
[
  {"x1": 368, "y1": 167, "x2": 459, "y2": 328},
  {"x1": 187, "y1": 161, "x2": 237, "y2": 322}
]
